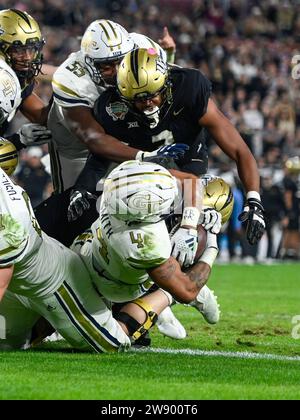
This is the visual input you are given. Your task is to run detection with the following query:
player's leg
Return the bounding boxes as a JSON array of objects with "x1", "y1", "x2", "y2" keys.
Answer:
[
  {"x1": 114, "y1": 288, "x2": 172, "y2": 344},
  {"x1": 0, "y1": 291, "x2": 40, "y2": 350}
]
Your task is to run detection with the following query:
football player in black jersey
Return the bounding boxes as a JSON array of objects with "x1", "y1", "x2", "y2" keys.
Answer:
[
  {"x1": 0, "y1": 9, "x2": 51, "y2": 146},
  {"x1": 71, "y1": 48, "x2": 265, "y2": 251}
]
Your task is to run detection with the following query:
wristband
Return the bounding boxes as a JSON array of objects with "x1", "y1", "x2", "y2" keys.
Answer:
[
  {"x1": 181, "y1": 207, "x2": 200, "y2": 228},
  {"x1": 246, "y1": 191, "x2": 261, "y2": 201},
  {"x1": 199, "y1": 232, "x2": 218, "y2": 268},
  {"x1": 135, "y1": 150, "x2": 144, "y2": 161}
]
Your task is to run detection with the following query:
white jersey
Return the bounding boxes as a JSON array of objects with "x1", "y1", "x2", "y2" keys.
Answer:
[
  {"x1": 48, "y1": 35, "x2": 167, "y2": 191},
  {"x1": 0, "y1": 168, "x2": 79, "y2": 298},
  {"x1": 73, "y1": 199, "x2": 171, "y2": 301},
  {"x1": 0, "y1": 58, "x2": 22, "y2": 122}
]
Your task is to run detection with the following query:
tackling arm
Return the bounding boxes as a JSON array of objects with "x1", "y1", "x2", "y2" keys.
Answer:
[
  {"x1": 199, "y1": 99, "x2": 260, "y2": 193},
  {"x1": 63, "y1": 106, "x2": 140, "y2": 161},
  {"x1": 0, "y1": 265, "x2": 13, "y2": 302}
]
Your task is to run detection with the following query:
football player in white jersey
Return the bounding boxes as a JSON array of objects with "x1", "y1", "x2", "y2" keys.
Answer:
[
  {"x1": 72, "y1": 161, "x2": 222, "y2": 338},
  {"x1": 0, "y1": 143, "x2": 177, "y2": 352},
  {"x1": 48, "y1": 19, "x2": 177, "y2": 194}
]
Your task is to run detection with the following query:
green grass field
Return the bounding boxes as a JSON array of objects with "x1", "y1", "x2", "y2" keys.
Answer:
[{"x1": 1, "y1": 263, "x2": 300, "y2": 400}]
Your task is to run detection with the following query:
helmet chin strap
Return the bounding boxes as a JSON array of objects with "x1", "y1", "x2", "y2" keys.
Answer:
[{"x1": 143, "y1": 107, "x2": 160, "y2": 128}]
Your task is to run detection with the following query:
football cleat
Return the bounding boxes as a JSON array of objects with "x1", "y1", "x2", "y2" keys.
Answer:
[
  {"x1": 156, "y1": 306, "x2": 186, "y2": 339},
  {"x1": 190, "y1": 285, "x2": 220, "y2": 324}
]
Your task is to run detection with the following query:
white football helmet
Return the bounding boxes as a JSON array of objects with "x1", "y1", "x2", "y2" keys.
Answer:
[
  {"x1": 81, "y1": 19, "x2": 135, "y2": 85},
  {"x1": 0, "y1": 60, "x2": 21, "y2": 125},
  {"x1": 102, "y1": 160, "x2": 178, "y2": 224}
]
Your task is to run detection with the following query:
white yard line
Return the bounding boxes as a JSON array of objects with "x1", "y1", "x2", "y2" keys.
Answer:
[{"x1": 132, "y1": 347, "x2": 300, "y2": 362}]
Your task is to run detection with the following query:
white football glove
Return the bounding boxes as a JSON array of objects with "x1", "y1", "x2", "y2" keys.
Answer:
[
  {"x1": 18, "y1": 123, "x2": 52, "y2": 146},
  {"x1": 200, "y1": 207, "x2": 222, "y2": 234},
  {"x1": 171, "y1": 227, "x2": 198, "y2": 267}
]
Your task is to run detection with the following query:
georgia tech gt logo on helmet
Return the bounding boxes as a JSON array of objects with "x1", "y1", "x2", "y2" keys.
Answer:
[{"x1": 102, "y1": 160, "x2": 178, "y2": 224}]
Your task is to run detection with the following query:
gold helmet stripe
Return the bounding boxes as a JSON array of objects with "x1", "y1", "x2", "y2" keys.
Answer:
[
  {"x1": 108, "y1": 178, "x2": 174, "y2": 192},
  {"x1": 0, "y1": 151, "x2": 18, "y2": 162},
  {"x1": 99, "y1": 20, "x2": 121, "y2": 51},
  {"x1": 11, "y1": 9, "x2": 32, "y2": 28},
  {"x1": 99, "y1": 21, "x2": 110, "y2": 40},
  {"x1": 222, "y1": 189, "x2": 233, "y2": 210},
  {"x1": 105, "y1": 20, "x2": 118, "y2": 39},
  {"x1": 112, "y1": 171, "x2": 174, "y2": 183}
]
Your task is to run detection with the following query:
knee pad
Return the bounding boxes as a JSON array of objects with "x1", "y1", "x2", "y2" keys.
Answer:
[{"x1": 115, "y1": 298, "x2": 158, "y2": 342}]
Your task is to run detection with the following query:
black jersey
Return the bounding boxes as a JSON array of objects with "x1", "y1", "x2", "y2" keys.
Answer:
[{"x1": 93, "y1": 67, "x2": 212, "y2": 176}]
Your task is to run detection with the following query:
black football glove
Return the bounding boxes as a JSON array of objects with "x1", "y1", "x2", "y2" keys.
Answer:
[
  {"x1": 67, "y1": 188, "x2": 97, "y2": 222},
  {"x1": 238, "y1": 197, "x2": 266, "y2": 245}
]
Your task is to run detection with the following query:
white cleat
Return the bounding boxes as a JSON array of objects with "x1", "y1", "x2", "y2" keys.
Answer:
[
  {"x1": 190, "y1": 285, "x2": 220, "y2": 324},
  {"x1": 157, "y1": 306, "x2": 187, "y2": 339}
]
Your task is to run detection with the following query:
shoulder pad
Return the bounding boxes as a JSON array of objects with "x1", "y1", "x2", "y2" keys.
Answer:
[{"x1": 52, "y1": 52, "x2": 99, "y2": 108}]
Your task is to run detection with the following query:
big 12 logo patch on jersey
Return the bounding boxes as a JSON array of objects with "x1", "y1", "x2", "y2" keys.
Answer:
[{"x1": 106, "y1": 101, "x2": 129, "y2": 121}]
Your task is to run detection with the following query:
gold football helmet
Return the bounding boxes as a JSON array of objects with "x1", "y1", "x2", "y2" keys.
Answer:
[
  {"x1": 0, "y1": 9, "x2": 44, "y2": 80},
  {"x1": 117, "y1": 48, "x2": 168, "y2": 102},
  {"x1": 203, "y1": 177, "x2": 234, "y2": 224},
  {"x1": 0, "y1": 137, "x2": 18, "y2": 175},
  {"x1": 285, "y1": 156, "x2": 300, "y2": 174}
]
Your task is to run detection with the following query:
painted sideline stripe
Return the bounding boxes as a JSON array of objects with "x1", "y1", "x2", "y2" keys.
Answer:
[{"x1": 131, "y1": 347, "x2": 300, "y2": 362}]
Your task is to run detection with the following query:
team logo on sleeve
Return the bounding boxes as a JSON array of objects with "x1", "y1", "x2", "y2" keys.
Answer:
[{"x1": 106, "y1": 101, "x2": 128, "y2": 121}]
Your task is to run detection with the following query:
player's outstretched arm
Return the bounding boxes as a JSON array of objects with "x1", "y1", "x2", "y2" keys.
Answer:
[
  {"x1": 199, "y1": 99, "x2": 260, "y2": 194},
  {"x1": 63, "y1": 106, "x2": 140, "y2": 162},
  {"x1": 199, "y1": 99, "x2": 266, "y2": 245}
]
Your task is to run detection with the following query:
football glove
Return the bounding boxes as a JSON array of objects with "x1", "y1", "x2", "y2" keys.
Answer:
[
  {"x1": 18, "y1": 123, "x2": 52, "y2": 146},
  {"x1": 67, "y1": 188, "x2": 97, "y2": 222},
  {"x1": 171, "y1": 227, "x2": 198, "y2": 267},
  {"x1": 200, "y1": 207, "x2": 222, "y2": 234},
  {"x1": 238, "y1": 197, "x2": 266, "y2": 245},
  {"x1": 136, "y1": 143, "x2": 189, "y2": 161}
]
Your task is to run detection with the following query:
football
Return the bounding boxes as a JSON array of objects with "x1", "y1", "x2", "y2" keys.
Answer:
[
  {"x1": 195, "y1": 224, "x2": 208, "y2": 262},
  {"x1": 171, "y1": 223, "x2": 207, "y2": 266}
]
